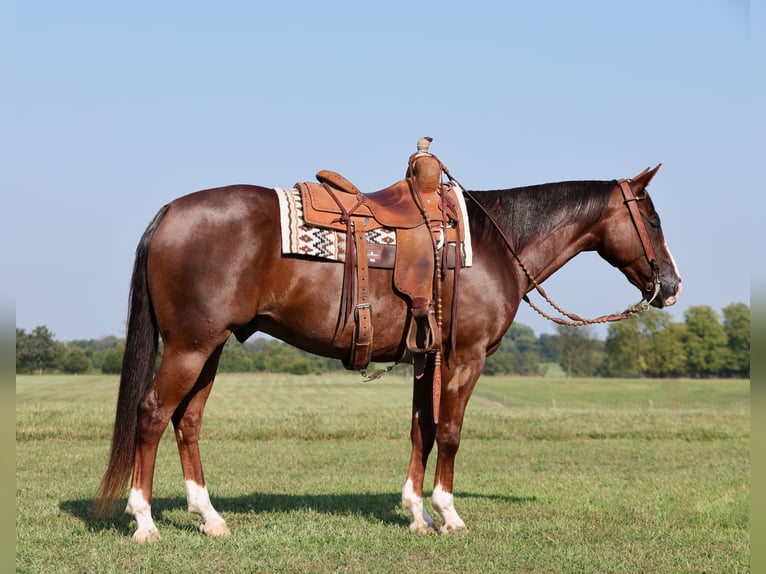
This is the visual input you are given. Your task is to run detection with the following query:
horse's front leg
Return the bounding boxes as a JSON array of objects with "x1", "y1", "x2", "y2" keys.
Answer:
[
  {"x1": 430, "y1": 360, "x2": 483, "y2": 535},
  {"x1": 171, "y1": 346, "x2": 230, "y2": 537},
  {"x1": 402, "y1": 357, "x2": 438, "y2": 533}
]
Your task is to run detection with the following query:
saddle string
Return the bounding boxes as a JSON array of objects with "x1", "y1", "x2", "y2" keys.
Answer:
[
  {"x1": 463, "y1": 187, "x2": 652, "y2": 327},
  {"x1": 408, "y1": 173, "x2": 444, "y2": 423}
]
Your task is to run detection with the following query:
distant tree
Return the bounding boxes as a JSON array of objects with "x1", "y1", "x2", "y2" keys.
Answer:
[
  {"x1": 537, "y1": 333, "x2": 558, "y2": 363},
  {"x1": 251, "y1": 340, "x2": 323, "y2": 374},
  {"x1": 509, "y1": 323, "x2": 543, "y2": 375},
  {"x1": 91, "y1": 335, "x2": 122, "y2": 351},
  {"x1": 683, "y1": 306, "x2": 728, "y2": 377},
  {"x1": 483, "y1": 347, "x2": 515, "y2": 375},
  {"x1": 483, "y1": 323, "x2": 542, "y2": 375},
  {"x1": 603, "y1": 318, "x2": 642, "y2": 377},
  {"x1": 721, "y1": 302, "x2": 750, "y2": 378},
  {"x1": 639, "y1": 311, "x2": 686, "y2": 377},
  {"x1": 70, "y1": 336, "x2": 124, "y2": 371},
  {"x1": 101, "y1": 346, "x2": 124, "y2": 374},
  {"x1": 287, "y1": 358, "x2": 313, "y2": 375},
  {"x1": 16, "y1": 326, "x2": 62, "y2": 374},
  {"x1": 61, "y1": 346, "x2": 91, "y2": 374},
  {"x1": 218, "y1": 339, "x2": 255, "y2": 372},
  {"x1": 556, "y1": 324, "x2": 597, "y2": 377}
]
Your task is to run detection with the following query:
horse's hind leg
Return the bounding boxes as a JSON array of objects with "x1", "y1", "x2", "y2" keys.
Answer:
[
  {"x1": 126, "y1": 349, "x2": 214, "y2": 542},
  {"x1": 171, "y1": 345, "x2": 230, "y2": 537}
]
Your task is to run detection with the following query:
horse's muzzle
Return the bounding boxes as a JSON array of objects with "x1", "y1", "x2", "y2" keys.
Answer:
[{"x1": 655, "y1": 277, "x2": 682, "y2": 308}]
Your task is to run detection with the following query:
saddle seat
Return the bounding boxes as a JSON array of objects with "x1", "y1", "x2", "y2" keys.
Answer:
[{"x1": 300, "y1": 170, "x2": 459, "y2": 234}]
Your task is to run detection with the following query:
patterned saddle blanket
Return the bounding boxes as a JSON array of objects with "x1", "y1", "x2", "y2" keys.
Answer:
[{"x1": 274, "y1": 185, "x2": 472, "y2": 269}]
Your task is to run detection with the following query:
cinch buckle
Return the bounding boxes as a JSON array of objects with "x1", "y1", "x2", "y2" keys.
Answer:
[{"x1": 354, "y1": 303, "x2": 372, "y2": 320}]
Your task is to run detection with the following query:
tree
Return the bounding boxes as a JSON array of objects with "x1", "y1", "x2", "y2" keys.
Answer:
[
  {"x1": 61, "y1": 346, "x2": 91, "y2": 374},
  {"x1": 101, "y1": 346, "x2": 124, "y2": 374},
  {"x1": 683, "y1": 306, "x2": 728, "y2": 378},
  {"x1": 483, "y1": 347, "x2": 515, "y2": 375},
  {"x1": 70, "y1": 336, "x2": 124, "y2": 371},
  {"x1": 483, "y1": 323, "x2": 542, "y2": 375},
  {"x1": 509, "y1": 323, "x2": 543, "y2": 375},
  {"x1": 537, "y1": 333, "x2": 558, "y2": 363},
  {"x1": 603, "y1": 318, "x2": 642, "y2": 377},
  {"x1": 16, "y1": 326, "x2": 61, "y2": 374},
  {"x1": 722, "y1": 302, "x2": 749, "y2": 378},
  {"x1": 638, "y1": 310, "x2": 687, "y2": 377},
  {"x1": 251, "y1": 340, "x2": 323, "y2": 374},
  {"x1": 556, "y1": 324, "x2": 597, "y2": 377},
  {"x1": 218, "y1": 339, "x2": 254, "y2": 372}
]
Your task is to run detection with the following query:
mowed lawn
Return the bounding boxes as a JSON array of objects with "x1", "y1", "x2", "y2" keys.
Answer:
[{"x1": 16, "y1": 373, "x2": 749, "y2": 573}]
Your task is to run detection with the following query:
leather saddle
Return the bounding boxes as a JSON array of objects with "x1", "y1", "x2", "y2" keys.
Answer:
[{"x1": 294, "y1": 138, "x2": 465, "y2": 372}]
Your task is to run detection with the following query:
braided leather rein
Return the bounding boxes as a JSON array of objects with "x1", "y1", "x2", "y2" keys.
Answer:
[{"x1": 464, "y1": 179, "x2": 660, "y2": 327}]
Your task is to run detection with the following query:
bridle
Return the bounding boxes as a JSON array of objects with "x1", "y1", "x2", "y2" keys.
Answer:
[
  {"x1": 464, "y1": 178, "x2": 661, "y2": 327},
  {"x1": 618, "y1": 178, "x2": 661, "y2": 306}
]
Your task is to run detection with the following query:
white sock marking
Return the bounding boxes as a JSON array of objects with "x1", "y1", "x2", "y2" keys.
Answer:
[
  {"x1": 432, "y1": 483, "x2": 466, "y2": 534},
  {"x1": 126, "y1": 488, "x2": 158, "y2": 541}
]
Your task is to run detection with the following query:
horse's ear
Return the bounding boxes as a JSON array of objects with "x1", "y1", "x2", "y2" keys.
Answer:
[{"x1": 631, "y1": 164, "x2": 662, "y2": 190}]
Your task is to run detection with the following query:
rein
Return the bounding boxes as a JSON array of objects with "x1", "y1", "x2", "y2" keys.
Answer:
[{"x1": 464, "y1": 179, "x2": 660, "y2": 327}]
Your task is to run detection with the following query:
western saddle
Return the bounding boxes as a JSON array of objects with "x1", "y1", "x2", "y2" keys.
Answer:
[{"x1": 295, "y1": 137, "x2": 465, "y2": 377}]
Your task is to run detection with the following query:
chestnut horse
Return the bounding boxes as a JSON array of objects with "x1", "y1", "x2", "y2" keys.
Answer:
[{"x1": 94, "y1": 165, "x2": 681, "y2": 540}]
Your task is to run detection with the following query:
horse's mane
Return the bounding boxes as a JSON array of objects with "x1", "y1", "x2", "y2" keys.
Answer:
[{"x1": 465, "y1": 180, "x2": 616, "y2": 251}]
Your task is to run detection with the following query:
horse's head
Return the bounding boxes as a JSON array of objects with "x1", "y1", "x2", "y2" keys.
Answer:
[{"x1": 597, "y1": 165, "x2": 682, "y2": 308}]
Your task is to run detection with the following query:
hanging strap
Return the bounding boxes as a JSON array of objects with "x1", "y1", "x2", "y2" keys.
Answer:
[{"x1": 347, "y1": 227, "x2": 373, "y2": 370}]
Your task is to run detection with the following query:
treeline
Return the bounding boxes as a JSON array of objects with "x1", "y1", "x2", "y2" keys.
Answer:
[
  {"x1": 16, "y1": 303, "x2": 749, "y2": 379},
  {"x1": 15, "y1": 329, "x2": 347, "y2": 376},
  {"x1": 487, "y1": 302, "x2": 749, "y2": 378}
]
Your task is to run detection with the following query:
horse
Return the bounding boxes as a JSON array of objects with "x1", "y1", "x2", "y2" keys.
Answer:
[{"x1": 94, "y1": 164, "x2": 682, "y2": 540}]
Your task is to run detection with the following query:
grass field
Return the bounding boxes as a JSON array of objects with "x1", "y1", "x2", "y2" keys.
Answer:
[{"x1": 16, "y1": 373, "x2": 749, "y2": 573}]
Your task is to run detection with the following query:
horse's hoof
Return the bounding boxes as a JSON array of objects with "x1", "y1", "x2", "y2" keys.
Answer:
[
  {"x1": 409, "y1": 521, "x2": 438, "y2": 534},
  {"x1": 440, "y1": 524, "x2": 468, "y2": 536},
  {"x1": 200, "y1": 519, "x2": 231, "y2": 537},
  {"x1": 133, "y1": 527, "x2": 160, "y2": 543}
]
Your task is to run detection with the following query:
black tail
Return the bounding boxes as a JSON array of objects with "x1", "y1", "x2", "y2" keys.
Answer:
[{"x1": 92, "y1": 205, "x2": 169, "y2": 517}]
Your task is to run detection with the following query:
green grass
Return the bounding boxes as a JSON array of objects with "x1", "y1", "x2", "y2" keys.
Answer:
[{"x1": 16, "y1": 373, "x2": 749, "y2": 573}]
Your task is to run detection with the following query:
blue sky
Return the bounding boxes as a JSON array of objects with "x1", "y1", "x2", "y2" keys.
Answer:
[{"x1": 6, "y1": 1, "x2": 760, "y2": 342}]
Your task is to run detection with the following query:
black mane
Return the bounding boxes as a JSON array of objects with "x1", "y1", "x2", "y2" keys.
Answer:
[{"x1": 466, "y1": 180, "x2": 616, "y2": 251}]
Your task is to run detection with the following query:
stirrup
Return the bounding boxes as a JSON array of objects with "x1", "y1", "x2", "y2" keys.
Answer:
[{"x1": 406, "y1": 298, "x2": 441, "y2": 354}]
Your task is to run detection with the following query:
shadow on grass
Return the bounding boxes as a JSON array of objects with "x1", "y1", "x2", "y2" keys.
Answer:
[{"x1": 60, "y1": 491, "x2": 536, "y2": 535}]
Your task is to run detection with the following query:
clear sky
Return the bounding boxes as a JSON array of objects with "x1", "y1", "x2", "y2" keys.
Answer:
[{"x1": 6, "y1": 1, "x2": 761, "y2": 342}]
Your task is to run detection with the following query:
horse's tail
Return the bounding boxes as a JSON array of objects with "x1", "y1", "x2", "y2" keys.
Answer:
[{"x1": 92, "y1": 204, "x2": 170, "y2": 518}]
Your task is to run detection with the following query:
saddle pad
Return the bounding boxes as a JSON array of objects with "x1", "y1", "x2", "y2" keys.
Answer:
[
  {"x1": 275, "y1": 187, "x2": 396, "y2": 264},
  {"x1": 274, "y1": 186, "x2": 473, "y2": 267}
]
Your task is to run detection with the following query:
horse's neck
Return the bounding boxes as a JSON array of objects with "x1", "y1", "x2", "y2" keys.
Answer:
[
  {"x1": 474, "y1": 183, "x2": 609, "y2": 289},
  {"x1": 518, "y1": 217, "x2": 596, "y2": 287}
]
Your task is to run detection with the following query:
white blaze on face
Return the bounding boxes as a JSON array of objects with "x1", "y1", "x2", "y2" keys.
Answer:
[{"x1": 662, "y1": 239, "x2": 682, "y2": 306}]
